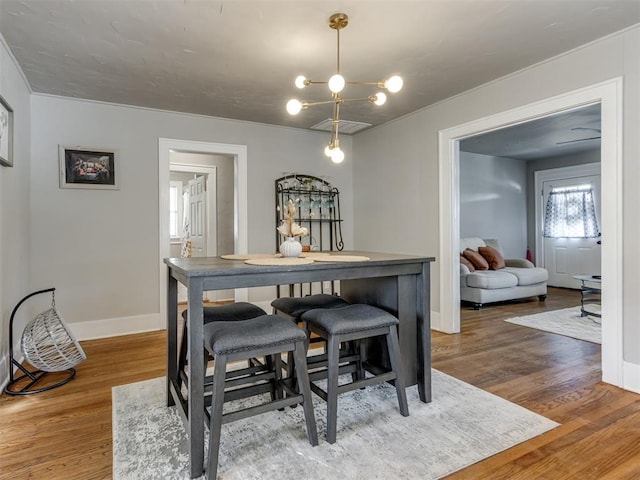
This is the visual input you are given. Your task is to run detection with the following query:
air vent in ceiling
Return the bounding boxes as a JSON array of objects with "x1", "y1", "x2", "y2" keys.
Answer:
[{"x1": 310, "y1": 118, "x2": 372, "y2": 135}]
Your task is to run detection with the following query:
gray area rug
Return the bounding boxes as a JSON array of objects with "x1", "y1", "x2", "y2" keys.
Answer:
[
  {"x1": 112, "y1": 370, "x2": 558, "y2": 479},
  {"x1": 504, "y1": 306, "x2": 601, "y2": 344}
]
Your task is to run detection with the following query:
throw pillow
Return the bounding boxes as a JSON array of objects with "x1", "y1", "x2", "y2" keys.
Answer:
[
  {"x1": 460, "y1": 254, "x2": 475, "y2": 272},
  {"x1": 478, "y1": 245, "x2": 506, "y2": 270},
  {"x1": 463, "y1": 248, "x2": 489, "y2": 270}
]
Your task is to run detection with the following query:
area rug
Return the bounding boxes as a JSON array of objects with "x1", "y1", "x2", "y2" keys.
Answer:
[
  {"x1": 112, "y1": 370, "x2": 558, "y2": 480},
  {"x1": 504, "y1": 306, "x2": 601, "y2": 344}
]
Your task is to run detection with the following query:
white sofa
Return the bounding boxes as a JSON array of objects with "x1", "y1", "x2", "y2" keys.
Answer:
[{"x1": 460, "y1": 238, "x2": 548, "y2": 309}]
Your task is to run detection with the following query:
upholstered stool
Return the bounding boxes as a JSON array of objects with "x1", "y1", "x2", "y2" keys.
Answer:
[
  {"x1": 178, "y1": 302, "x2": 267, "y2": 390},
  {"x1": 271, "y1": 293, "x2": 350, "y2": 321},
  {"x1": 302, "y1": 304, "x2": 409, "y2": 444},
  {"x1": 272, "y1": 294, "x2": 350, "y2": 375},
  {"x1": 204, "y1": 314, "x2": 318, "y2": 479}
]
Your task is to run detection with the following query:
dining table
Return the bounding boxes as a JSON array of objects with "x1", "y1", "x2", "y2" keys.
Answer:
[{"x1": 164, "y1": 250, "x2": 435, "y2": 478}]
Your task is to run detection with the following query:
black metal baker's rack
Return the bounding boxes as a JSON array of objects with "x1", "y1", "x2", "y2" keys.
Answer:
[
  {"x1": 275, "y1": 174, "x2": 344, "y2": 297},
  {"x1": 274, "y1": 174, "x2": 344, "y2": 253}
]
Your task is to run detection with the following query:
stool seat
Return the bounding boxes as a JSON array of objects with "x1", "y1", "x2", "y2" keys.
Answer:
[
  {"x1": 181, "y1": 301, "x2": 267, "y2": 324},
  {"x1": 271, "y1": 294, "x2": 349, "y2": 319},
  {"x1": 301, "y1": 304, "x2": 399, "y2": 335},
  {"x1": 204, "y1": 315, "x2": 308, "y2": 355}
]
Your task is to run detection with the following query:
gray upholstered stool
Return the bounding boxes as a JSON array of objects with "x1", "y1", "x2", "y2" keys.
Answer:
[
  {"x1": 271, "y1": 293, "x2": 350, "y2": 321},
  {"x1": 272, "y1": 294, "x2": 350, "y2": 374},
  {"x1": 178, "y1": 302, "x2": 267, "y2": 390},
  {"x1": 204, "y1": 314, "x2": 318, "y2": 479},
  {"x1": 302, "y1": 304, "x2": 409, "y2": 444}
]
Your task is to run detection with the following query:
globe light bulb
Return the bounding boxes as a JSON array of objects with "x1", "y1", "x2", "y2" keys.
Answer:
[
  {"x1": 385, "y1": 75, "x2": 403, "y2": 93},
  {"x1": 328, "y1": 74, "x2": 345, "y2": 93},
  {"x1": 330, "y1": 147, "x2": 345, "y2": 164},
  {"x1": 295, "y1": 75, "x2": 307, "y2": 89},
  {"x1": 286, "y1": 99, "x2": 303, "y2": 115},
  {"x1": 373, "y1": 92, "x2": 387, "y2": 106},
  {"x1": 324, "y1": 145, "x2": 333, "y2": 157}
]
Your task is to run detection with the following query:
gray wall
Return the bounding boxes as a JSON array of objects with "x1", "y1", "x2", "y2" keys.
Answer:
[
  {"x1": 0, "y1": 36, "x2": 32, "y2": 386},
  {"x1": 352, "y1": 26, "x2": 639, "y2": 365},
  {"x1": 28, "y1": 95, "x2": 354, "y2": 335},
  {"x1": 459, "y1": 152, "x2": 527, "y2": 258}
]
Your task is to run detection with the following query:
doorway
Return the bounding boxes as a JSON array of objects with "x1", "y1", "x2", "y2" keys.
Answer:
[
  {"x1": 158, "y1": 138, "x2": 249, "y2": 326},
  {"x1": 535, "y1": 163, "x2": 602, "y2": 289},
  {"x1": 169, "y1": 162, "x2": 222, "y2": 302},
  {"x1": 439, "y1": 78, "x2": 623, "y2": 387}
]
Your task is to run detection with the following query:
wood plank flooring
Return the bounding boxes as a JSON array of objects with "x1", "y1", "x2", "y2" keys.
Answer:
[{"x1": 1, "y1": 288, "x2": 639, "y2": 479}]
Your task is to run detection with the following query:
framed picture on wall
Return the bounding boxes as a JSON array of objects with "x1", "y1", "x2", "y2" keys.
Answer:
[
  {"x1": 59, "y1": 145, "x2": 119, "y2": 189},
  {"x1": 0, "y1": 94, "x2": 14, "y2": 167}
]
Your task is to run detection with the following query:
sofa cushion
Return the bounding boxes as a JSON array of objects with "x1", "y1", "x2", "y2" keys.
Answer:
[
  {"x1": 503, "y1": 267, "x2": 549, "y2": 286},
  {"x1": 460, "y1": 254, "x2": 475, "y2": 272},
  {"x1": 478, "y1": 245, "x2": 506, "y2": 270},
  {"x1": 463, "y1": 249, "x2": 489, "y2": 270},
  {"x1": 465, "y1": 271, "x2": 518, "y2": 289}
]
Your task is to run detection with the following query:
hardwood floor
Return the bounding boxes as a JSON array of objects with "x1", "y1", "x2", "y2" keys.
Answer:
[{"x1": 1, "y1": 288, "x2": 639, "y2": 479}]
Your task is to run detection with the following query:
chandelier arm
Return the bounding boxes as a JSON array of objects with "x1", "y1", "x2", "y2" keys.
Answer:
[
  {"x1": 330, "y1": 96, "x2": 381, "y2": 104},
  {"x1": 346, "y1": 81, "x2": 387, "y2": 87},
  {"x1": 301, "y1": 99, "x2": 339, "y2": 109}
]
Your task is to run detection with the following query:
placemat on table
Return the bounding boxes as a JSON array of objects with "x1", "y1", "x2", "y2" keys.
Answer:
[
  {"x1": 244, "y1": 257, "x2": 315, "y2": 266},
  {"x1": 300, "y1": 252, "x2": 331, "y2": 258},
  {"x1": 221, "y1": 253, "x2": 277, "y2": 260},
  {"x1": 312, "y1": 255, "x2": 370, "y2": 262}
]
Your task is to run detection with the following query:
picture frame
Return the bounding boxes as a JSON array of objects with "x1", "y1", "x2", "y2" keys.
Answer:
[
  {"x1": 0, "y1": 94, "x2": 14, "y2": 167},
  {"x1": 59, "y1": 145, "x2": 119, "y2": 190}
]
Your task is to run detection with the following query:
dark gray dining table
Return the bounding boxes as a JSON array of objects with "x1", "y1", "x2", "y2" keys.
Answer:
[{"x1": 164, "y1": 251, "x2": 434, "y2": 478}]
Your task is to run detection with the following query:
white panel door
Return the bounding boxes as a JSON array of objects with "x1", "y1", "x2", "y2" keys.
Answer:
[
  {"x1": 188, "y1": 175, "x2": 207, "y2": 257},
  {"x1": 542, "y1": 175, "x2": 601, "y2": 288}
]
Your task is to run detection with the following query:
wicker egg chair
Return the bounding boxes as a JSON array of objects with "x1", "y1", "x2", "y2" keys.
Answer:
[{"x1": 4, "y1": 288, "x2": 86, "y2": 395}]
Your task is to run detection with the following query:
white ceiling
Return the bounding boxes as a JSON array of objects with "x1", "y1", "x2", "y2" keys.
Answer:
[{"x1": 0, "y1": 1, "x2": 638, "y2": 155}]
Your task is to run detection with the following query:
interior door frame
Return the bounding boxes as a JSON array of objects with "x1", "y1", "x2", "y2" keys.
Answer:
[
  {"x1": 534, "y1": 163, "x2": 602, "y2": 286},
  {"x1": 438, "y1": 78, "x2": 623, "y2": 387},
  {"x1": 158, "y1": 138, "x2": 248, "y2": 327}
]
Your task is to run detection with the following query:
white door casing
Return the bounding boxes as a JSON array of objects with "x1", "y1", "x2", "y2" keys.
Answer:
[
  {"x1": 439, "y1": 78, "x2": 623, "y2": 388},
  {"x1": 158, "y1": 139, "x2": 248, "y2": 330}
]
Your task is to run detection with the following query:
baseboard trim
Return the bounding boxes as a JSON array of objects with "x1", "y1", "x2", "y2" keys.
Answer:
[
  {"x1": 623, "y1": 361, "x2": 640, "y2": 394},
  {"x1": 68, "y1": 313, "x2": 164, "y2": 341},
  {"x1": 430, "y1": 310, "x2": 446, "y2": 333}
]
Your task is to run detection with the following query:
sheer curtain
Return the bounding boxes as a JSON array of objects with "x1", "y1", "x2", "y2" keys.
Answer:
[{"x1": 543, "y1": 185, "x2": 599, "y2": 238}]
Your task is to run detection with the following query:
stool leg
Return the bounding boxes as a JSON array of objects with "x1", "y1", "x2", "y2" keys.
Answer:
[
  {"x1": 386, "y1": 325, "x2": 409, "y2": 417},
  {"x1": 325, "y1": 334, "x2": 341, "y2": 444},
  {"x1": 177, "y1": 324, "x2": 188, "y2": 389},
  {"x1": 206, "y1": 353, "x2": 227, "y2": 480},
  {"x1": 292, "y1": 341, "x2": 318, "y2": 446}
]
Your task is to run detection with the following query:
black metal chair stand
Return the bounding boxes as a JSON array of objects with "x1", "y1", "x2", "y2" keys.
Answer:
[
  {"x1": 203, "y1": 314, "x2": 318, "y2": 480},
  {"x1": 302, "y1": 304, "x2": 409, "y2": 444},
  {"x1": 4, "y1": 288, "x2": 85, "y2": 396}
]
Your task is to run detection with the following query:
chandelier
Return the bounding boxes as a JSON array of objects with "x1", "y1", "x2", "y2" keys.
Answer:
[{"x1": 286, "y1": 13, "x2": 403, "y2": 164}]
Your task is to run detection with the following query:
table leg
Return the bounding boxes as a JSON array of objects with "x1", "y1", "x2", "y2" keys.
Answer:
[
  {"x1": 417, "y1": 262, "x2": 432, "y2": 403},
  {"x1": 167, "y1": 272, "x2": 178, "y2": 407},
  {"x1": 187, "y1": 278, "x2": 205, "y2": 479}
]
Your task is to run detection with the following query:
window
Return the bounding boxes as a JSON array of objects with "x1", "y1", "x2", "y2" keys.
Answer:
[
  {"x1": 543, "y1": 184, "x2": 599, "y2": 238},
  {"x1": 169, "y1": 181, "x2": 184, "y2": 239}
]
